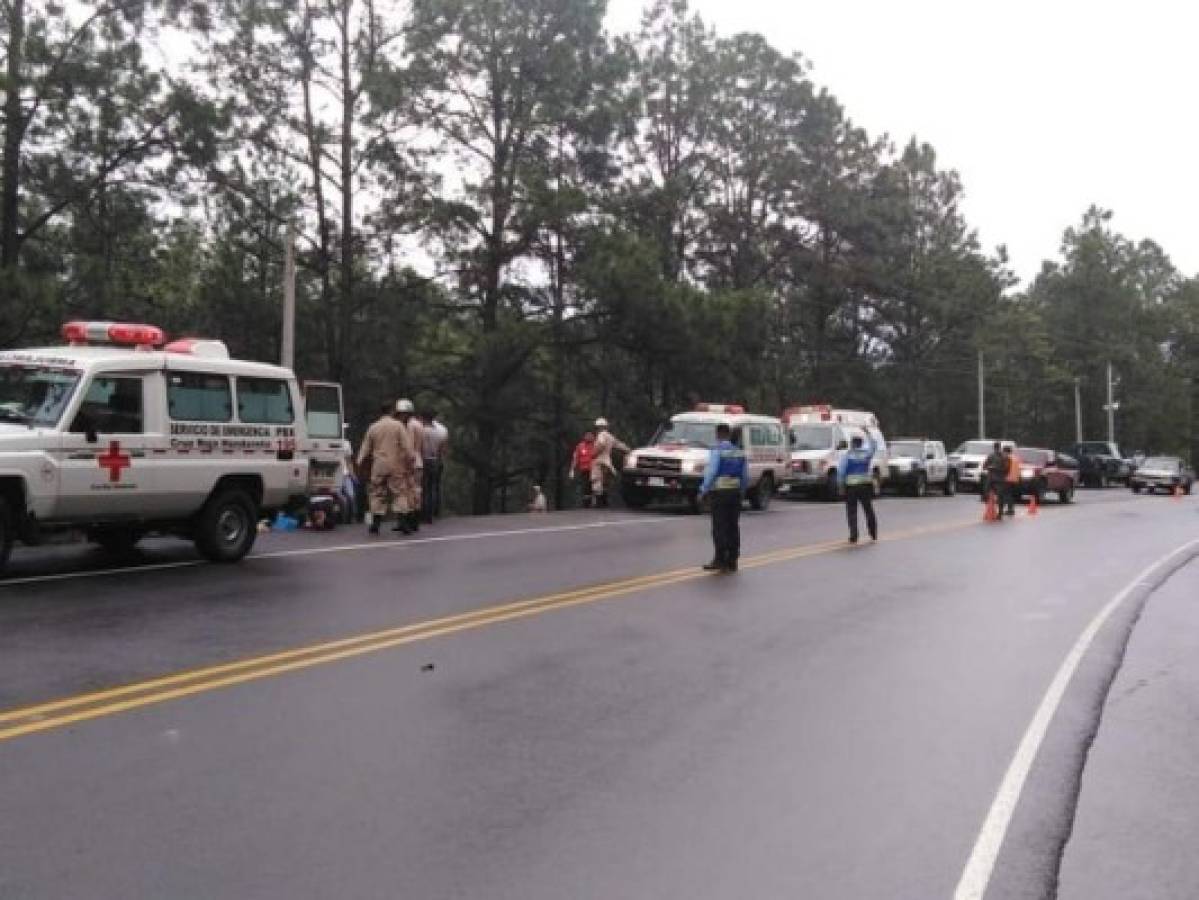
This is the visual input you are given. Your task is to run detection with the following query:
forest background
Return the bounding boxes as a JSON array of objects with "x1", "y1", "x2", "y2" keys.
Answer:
[{"x1": 3, "y1": 0, "x2": 1197, "y2": 512}]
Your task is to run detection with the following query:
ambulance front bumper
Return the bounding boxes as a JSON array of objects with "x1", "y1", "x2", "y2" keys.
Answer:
[{"x1": 622, "y1": 471, "x2": 702, "y2": 494}]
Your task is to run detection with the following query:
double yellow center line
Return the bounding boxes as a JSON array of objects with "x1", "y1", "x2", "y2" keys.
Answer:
[{"x1": 0, "y1": 519, "x2": 974, "y2": 744}]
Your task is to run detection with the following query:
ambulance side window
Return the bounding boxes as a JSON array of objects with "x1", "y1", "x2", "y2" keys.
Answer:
[
  {"x1": 237, "y1": 377, "x2": 294, "y2": 424},
  {"x1": 71, "y1": 376, "x2": 144, "y2": 434},
  {"x1": 168, "y1": 372, "x2": 232, "y2": 422},
  {"x1": 749, "y1": 425, "x2": 767, "y2": 448}
]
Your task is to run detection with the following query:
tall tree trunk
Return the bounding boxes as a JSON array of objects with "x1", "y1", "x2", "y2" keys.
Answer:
[
  {"x1": 336, "y1": 0, "x2": 354, "y2": 383},
  {"x1": 299, "y1": 15, "x2": 335, "y2": 376},
  {"x1": 2, "y1": 0, "x2": 26, "y2": 270}
]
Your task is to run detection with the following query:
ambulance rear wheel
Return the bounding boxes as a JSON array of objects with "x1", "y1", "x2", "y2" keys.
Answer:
[
  {"x1": 196, "y1": 489, "x2": 258, "y2": 563},
  {"x1": 749, "y1": 475, "x2": 773, "y2": 511}
]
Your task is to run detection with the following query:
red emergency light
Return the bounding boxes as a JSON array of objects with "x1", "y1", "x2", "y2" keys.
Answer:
[
  {"x1": 164, "y1": 338, "x2": 230, "y2": 358},
  {"x1": 62, "y1": 321, "x2": 165, "y2": 348},
  {"x1": 695, "y1": 403, "x2": 745, "y2": 414},
  {"x1": 783, "y1": 404, "x2": 832, "y2": 421}
]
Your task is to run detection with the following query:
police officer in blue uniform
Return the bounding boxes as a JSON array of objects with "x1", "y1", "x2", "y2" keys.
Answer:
[
  {"x1": 699, "y1": 423, "x2": 750, "y2": 572},
  {"x1": 837, "y1": 431, "x2": 878, "y2": 543}
]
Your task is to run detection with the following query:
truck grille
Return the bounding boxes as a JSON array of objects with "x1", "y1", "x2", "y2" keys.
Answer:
[
  {"x1": 965, "y1": 461, "x2": 980, "y2": 470},
  {"x1": 638, "y1": 456, "x2": 682, "y2": 473}
]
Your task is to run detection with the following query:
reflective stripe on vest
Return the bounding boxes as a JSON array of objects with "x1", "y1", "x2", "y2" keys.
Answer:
[
  {"x1": 712, "y1": 442, "x2": 746, "y2": 490},
  {"x1": 844, "y1": 448, "x2": 873, "y2": 485}
]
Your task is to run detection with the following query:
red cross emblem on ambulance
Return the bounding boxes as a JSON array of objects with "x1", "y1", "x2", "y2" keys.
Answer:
[{"x1": 97, "y1": 441, "x2": 132, "y2": 483}]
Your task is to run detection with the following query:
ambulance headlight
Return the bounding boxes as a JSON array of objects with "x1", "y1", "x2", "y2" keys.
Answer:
[
  {"x1": 1021, "y1": 467, "x2": 1035, "y2": 479},
  {"x1": 625, "y1": 453, "x2": 639, "y2": 470},
  {"x1": 684, "y1": 459, "x2": 704, "y2": 475}
]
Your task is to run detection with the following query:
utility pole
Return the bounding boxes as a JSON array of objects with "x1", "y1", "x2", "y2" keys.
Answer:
[
  {"x1": 1105, "y1": 361, "x2": 1118, "y2": 444},
  {"x1": 281, "y1": 219, "x2": 296, "y2": 371},
  {"x1": 977, "y1": 350, "x2": 986, "y2": 438},
  {"x1": 1074, "y1": 377, "x2": 1083, "y2": 442}
]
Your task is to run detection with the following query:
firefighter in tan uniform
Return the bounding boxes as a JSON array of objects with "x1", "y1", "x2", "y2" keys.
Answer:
[
  {"x1": 394, "y1": 399, "x2": 424, "y2": 533},
  {"x1": 590, "y1": 418, "x2": 630, "y2": 508},
  {"x1": 357, "y1": 401, "x2": 415, "y2": 535}
]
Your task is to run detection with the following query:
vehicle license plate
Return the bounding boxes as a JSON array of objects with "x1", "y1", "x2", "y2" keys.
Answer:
[{"x1": 648, "y1": 477, "x2": 665, "y2": 487}]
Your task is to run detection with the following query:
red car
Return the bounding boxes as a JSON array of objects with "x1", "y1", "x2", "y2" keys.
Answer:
[{"x1": 1015, "y1": 447, "x2": 1080, "y2": 504}]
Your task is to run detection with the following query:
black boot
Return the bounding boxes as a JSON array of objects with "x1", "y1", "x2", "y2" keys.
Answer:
[{"x1": 703, "y1": 559, "x2": 724, "y2": 571}]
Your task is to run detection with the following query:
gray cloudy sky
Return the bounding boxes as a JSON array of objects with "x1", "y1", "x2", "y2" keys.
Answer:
[{"x1": 606, "y1": 0, "x2": 1199, "y2": 284}]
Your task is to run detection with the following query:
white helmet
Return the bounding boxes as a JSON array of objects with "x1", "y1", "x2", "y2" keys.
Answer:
[
  {"x1": 595, "y1": 417, "x2": 609, "y2": 429},
  {"x1": 396, "y1": 398, "x2": 415, "y2": 413}
]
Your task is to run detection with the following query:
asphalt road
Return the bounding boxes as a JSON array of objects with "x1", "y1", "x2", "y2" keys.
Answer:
[{"x1": 1, "y1": 488, "x2": 1197, "y2": 899}]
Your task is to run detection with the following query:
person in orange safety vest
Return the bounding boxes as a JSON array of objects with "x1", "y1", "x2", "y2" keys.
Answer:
[{"x1": 1003, "y1": 446, "x2": 1021, "y2": 516}]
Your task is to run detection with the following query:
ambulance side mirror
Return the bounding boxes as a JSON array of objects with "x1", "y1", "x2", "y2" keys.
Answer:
[{"x1": 837, "y1": 440, "x2": 848, "y2": 450}]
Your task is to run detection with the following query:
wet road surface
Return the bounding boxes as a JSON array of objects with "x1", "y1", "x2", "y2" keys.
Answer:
[{"x1": 1, "y1": 489, "x2": 1197, "y2": 899}]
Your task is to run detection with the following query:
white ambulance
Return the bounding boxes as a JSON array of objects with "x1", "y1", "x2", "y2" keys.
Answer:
[
  {"x1": 778, "y1": 404, "x2": 888, "y2": 500},
  {"x1": 620, "y1": 403, "x2": 788, "y2": 512},
  {"x1": 0, "y1": 321, "x2": 346, "y2": 572}
]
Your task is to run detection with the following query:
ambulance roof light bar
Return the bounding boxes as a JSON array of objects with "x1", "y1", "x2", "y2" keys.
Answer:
[
  {"x1": 62, "y1": 321, "x2": 165, "y2": 349},
  {"x1": 164, "y1": 338, "x2": 231, "y2": 359},
  {"x1": 694, "y1": 403, "x2": 745, "y2": 414}
]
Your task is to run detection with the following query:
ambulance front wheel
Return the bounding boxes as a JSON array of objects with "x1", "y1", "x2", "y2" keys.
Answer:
[
  {"x1": 0, "y1": 497, "x2": 13, "y2": 573},
  {"x1": 196, "y1": 488, "x2": 258, "y2": 563}
]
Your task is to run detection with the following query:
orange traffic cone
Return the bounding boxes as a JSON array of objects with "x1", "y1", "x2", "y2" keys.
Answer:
[
  {"x1": 984, "y1": 491, "x2": 997, "y2": 522},
  {"x1": 1027, "y1": 493, "x2": 1039, "y2": 517}
]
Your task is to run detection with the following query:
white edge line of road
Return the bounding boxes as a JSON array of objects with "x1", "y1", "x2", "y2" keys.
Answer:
[
  {"x1": 0, "y1": 517, "x2": 682, "y2": 588},
  {"x1": 953, "y1": 536, "x2": 1199, "y2": 900}
]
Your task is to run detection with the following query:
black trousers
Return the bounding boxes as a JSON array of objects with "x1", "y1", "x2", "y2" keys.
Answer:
[
  {"x1": 421, "y1": 459, "x2": 443, "y2": 521},
  {"x1": 986, "y1": 479, "x2": 1012, "y2": 517},
  {"x1": 845, "y1": 483, "x2": 877, "y2": 540},
  {"x1": 709, "y1": 489, "x2": 742, "y2": 566}
]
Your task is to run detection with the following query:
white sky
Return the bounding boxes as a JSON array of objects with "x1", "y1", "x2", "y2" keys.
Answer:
[{"x1": 607, "y1": 0, "x2": 1199, "y2": 284}]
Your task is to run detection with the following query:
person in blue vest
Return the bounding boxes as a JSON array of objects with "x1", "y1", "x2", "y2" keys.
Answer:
[
  {"x1": 837, "y1": 430, "x2": 878, "y2": 543},
  {"x1": 698, "y1": 423, "x2": 750, "y2": 572}
]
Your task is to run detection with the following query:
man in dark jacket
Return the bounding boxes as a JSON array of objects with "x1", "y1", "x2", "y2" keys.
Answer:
[{"x1": 983, "y1": 441, "x2": 1008, "y2": 520}]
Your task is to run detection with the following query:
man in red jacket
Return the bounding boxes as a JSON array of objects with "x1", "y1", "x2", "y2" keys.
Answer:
[{"x1": 569, "y1": 431, "x2": 596, "y2": 508}]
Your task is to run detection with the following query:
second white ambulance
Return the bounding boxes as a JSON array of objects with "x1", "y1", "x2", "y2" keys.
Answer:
[
  {"x1": 0, "y1": 321, "x2": 346, "y2": 573},
  {"x1": 779, "y1": 405, "x2": 888, "y2": 500},
  {"x1": 621, "y1": 404, "x2": 788, "y2": 512}
]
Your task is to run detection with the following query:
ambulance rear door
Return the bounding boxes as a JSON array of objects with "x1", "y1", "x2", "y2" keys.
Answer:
[{"x1": 302, "y1": 381, "x2": 348, "y2": 493}]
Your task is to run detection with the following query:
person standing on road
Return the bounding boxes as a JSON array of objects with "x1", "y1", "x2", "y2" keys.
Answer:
[
  {"x1": 590, "y1": 418, "x2": 630, "y2": 508},
  {"x1": 838, "y1": 431, "x2": 878, "y2": 544},
  {"x1": 983, "y1": 441, "x2": 1008, "y2": 520},
  {"x1": 1003, "y1": 445, "x2": 1021, "y2": 517},
  {"x1": 393, "y1": 399, "x2": 423, "y2": 534},
  {"x1": 420, "y1": 409, "x2": 449, "y2": 523},
  {"x1": 357, "y1": 402, "x2": 410, "y2": 535},
  {"x1": 699, "y1": 423, "x2": 749, "y2": 572},
  {"x1": 568, "y1": 431, "x2": 596, "y2": 508}
]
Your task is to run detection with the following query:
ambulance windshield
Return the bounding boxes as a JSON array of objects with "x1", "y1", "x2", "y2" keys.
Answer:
[
  {"x1": 791, "y1": 424, "x2": 834, "y2": 451},
  {"x1": 652, "y1": 421, "x2": 719, "y2": 447},
  {"x1": 0, "y1": 365, "x2": 80, "y2": 427}
]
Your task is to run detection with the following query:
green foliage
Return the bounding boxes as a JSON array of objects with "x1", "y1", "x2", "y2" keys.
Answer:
[{"x1": 2, "y1": 0, "x2": 1196, "y2": 520}]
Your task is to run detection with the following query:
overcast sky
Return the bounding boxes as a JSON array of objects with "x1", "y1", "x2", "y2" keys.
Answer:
[{"x1": 606, "y1": 0, "x2": 1199, "y2": 285}]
